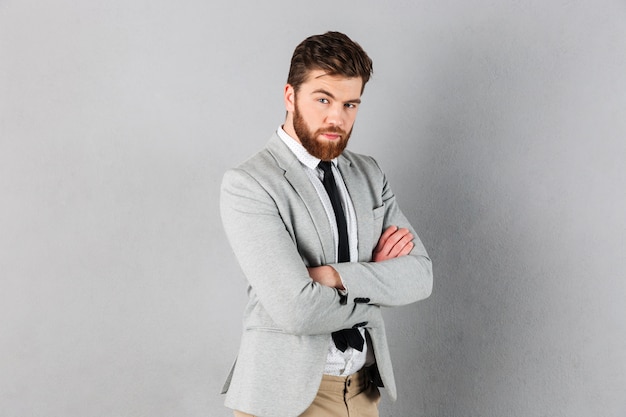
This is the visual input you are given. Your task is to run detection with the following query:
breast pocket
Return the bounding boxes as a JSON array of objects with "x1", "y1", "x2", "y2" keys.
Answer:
[{"x1": 372, "y1": 204, "x2": 386, "y2": 242}]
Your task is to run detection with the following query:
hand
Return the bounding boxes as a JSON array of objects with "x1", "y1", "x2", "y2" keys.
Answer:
[
  {"x1": 307, "y1": 265, "x2": 345, "y2": 290},
  {"x1": 372, "y1": 225, "x2": 414, "y2": 262}
]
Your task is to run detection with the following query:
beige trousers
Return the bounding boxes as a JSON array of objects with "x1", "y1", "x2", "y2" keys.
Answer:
[{"x1": 233, "y1": 368, "x2": 381, "y2": 417}]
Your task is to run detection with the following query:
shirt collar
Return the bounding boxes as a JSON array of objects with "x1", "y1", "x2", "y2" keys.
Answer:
[{"x1": 277, "y1": 126, "x2": 338, "y2": 170}]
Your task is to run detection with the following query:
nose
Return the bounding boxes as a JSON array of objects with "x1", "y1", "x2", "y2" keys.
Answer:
[{"x1": 324, "y1": 103, "x2": 344, "y2": 127}]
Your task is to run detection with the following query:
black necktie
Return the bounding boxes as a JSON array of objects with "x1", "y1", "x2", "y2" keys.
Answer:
[
  {"x1": 318, "y1": 161, "x2": 349, "y2": 263},
  {"x1": 318, "y1": 161, "x2": 364, "y2": 352}
]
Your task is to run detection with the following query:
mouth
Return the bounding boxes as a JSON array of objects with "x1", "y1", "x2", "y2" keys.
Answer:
[{"x1": 320, "y1": 132, "x2": 342, "y2": 141}]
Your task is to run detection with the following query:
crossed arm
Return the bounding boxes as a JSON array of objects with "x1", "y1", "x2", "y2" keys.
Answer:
[
  {"x1": 222, "y1": 164, "x2": 432, "y2": 334},
  {"x1": 307, "y1": 225, "x2": 414, "y2": 289}
]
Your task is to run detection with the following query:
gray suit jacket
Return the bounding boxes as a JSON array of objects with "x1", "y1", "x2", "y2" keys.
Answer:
[{"x1": 220, "y1": 133, "x2": 433, "y2": 417}]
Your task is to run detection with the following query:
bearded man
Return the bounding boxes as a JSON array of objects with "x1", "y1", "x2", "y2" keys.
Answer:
[{"x1": 220, "y1": 31, "x2": 433, "y2": 417}]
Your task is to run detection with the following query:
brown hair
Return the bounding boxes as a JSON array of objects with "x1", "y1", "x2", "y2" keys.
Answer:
[{"x1": 287, "y1": 31, "x2": 373, "y2": 93}]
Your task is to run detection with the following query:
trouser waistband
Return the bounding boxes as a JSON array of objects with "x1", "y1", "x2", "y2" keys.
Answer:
[{"x1": 319, "y1": 367, "x2": 372, "y2": 399}]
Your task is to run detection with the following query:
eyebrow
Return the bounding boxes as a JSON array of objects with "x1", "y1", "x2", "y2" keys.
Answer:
[{"x1": 312, "y1": 88, "x2": 361, "y2": 104}]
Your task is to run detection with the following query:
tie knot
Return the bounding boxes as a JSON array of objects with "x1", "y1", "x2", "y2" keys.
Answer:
[{"x1": 318, "y1": 161, "x2": 333, "y2": 175}]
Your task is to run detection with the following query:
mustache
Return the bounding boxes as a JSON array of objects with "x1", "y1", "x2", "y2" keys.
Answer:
[{"x1": 316, "y1": 126, "x2": 347, "y2": 136}]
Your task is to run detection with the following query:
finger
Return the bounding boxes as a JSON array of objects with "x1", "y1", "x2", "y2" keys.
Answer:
[
  {"x1": 397, "y1": 241, "x2": 414, "y2": 257},
  {"x1": 379, "y1": 229, "x2": 406, "y2": 256},
  {"x1": 381, "y1": 228, "x2": 411, "y2": 256},
  {"x1": 387, "y1": 231, "x2": 414, "y2": 258},
  {"x1": 374, "y1": 225, "x2": 398, "y2": 253}
]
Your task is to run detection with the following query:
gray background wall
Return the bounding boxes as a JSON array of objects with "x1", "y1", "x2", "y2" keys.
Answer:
[{"x1": 1, "y1": 1, "x2": 625, "y2": 416}]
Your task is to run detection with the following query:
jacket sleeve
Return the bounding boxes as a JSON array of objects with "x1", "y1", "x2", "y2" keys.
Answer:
[
  {"x1": 220, "y1": 167, "x2": 383, "y2": 336},
  {"x1": 331, "y1": 161, "x2": 433, "y2": 307}
]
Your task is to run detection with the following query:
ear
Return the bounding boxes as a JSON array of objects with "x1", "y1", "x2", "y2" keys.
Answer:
[{"x1": 284, "y1": 84, "x2": 296, "y2": 113}]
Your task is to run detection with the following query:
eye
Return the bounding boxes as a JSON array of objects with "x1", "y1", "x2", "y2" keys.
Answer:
[
  {"x1": 344, "y1": 103, "x2": 357, "y2": 109},
  {"x1": 318, "y1": 98, "x2": 329, "y2": 104}
]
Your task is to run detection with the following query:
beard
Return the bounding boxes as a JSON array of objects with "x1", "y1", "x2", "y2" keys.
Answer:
[{"x1": 293, "y1": 101, "x2": 352, "y2": 161}]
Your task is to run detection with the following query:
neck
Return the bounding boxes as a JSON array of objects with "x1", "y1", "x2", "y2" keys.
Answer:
[{"x1": 282, "y1": 113, "x2": 300, "y2": 144}]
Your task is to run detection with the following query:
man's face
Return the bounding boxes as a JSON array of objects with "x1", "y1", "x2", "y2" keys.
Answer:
[{"x1": 286, "y1": 69, "x2": 363, "y2": 161}]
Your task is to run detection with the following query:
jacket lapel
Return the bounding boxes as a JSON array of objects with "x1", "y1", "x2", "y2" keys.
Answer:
[
  {"x1": 266, "y1": 134, "x2": 335, "y2": 264},
  {"x1": 337, "y1": 154, "x2": 375, "y2": 263}
]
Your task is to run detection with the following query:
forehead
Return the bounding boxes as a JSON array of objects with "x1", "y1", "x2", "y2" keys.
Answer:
[{"x1": 300, "y1": 69, "x2": 363, "y2": 97}]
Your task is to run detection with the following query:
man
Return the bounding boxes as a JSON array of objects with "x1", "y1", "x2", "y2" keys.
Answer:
[{"x1": 220, "y1": 31, "x2": 433, "y2": 417}]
